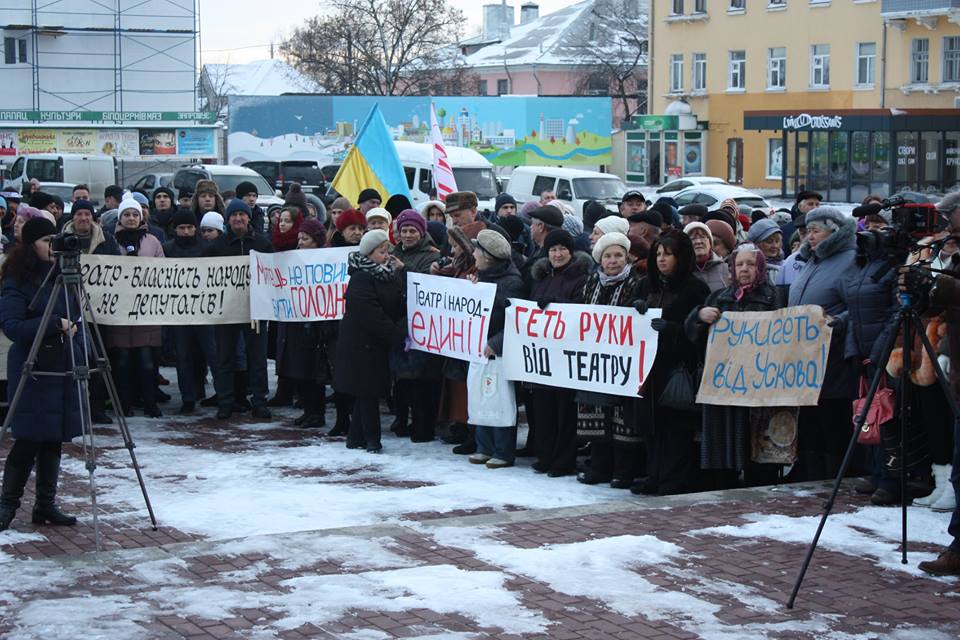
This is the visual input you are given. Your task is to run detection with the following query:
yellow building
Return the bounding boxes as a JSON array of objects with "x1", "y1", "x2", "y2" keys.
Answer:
[{"x1": 638, "y1": 0, "x2": 960, "y2": 200}]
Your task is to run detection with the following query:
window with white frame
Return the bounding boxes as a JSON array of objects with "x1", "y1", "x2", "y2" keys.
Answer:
[
  {"x1": 670, "y1": 54, "x2": 684, "y2": 93},
  {"x1": 767, "y1": 47, "x2": 786, "y2": 89},
  {"x1": 911, "y1": 38, "x2": 929, "y2": 84},
  {"x1": 943, "y1": 36, "x2": 960, "y2": 83},
  {"x1": 768, "y1": 0, "x2": 785, "y2": 5},
  {"x1": 694, "y1": 0, "x2": 707, "y2": 12},
  {"x1": 3, "y1": 36, "x2": 26, "y2": 64},
  {"x1": 672, "y1": 0, "x2": 684, "y2": 14},
  {"x1": 810, "y1": 44, "x2": 830, "y2": 87},
  {"x1": 728, "y1": 50, "x2": 746, "y2": 89},
  {"x1": 856, "y1": 42, "x2": 876, "y2": 86},
  {"x1": 730, "y1": 0, "x2": 744, "y2": 9},
  {"x1": 693, "y1": 53, "x2": 707, "y2": 91}
]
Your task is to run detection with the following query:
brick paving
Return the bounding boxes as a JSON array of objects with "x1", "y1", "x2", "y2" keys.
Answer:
[{"x1": 0, "y1": 399, "x2": 958, "y2": 639}]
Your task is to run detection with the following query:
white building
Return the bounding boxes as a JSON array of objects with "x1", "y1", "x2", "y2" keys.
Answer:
[{"x1": 0, "y1": 0, "x2": 197, "y2": 111}]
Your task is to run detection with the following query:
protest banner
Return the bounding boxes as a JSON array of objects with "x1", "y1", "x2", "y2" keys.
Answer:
[
  {"x1": 502, "y1": 299, "x2": 661, "y2": 397},
  {"x1": 80, "y1": 255, "x2": 250, "y2": 325},
  {"x1": 249, "y1": 248, "x2": 352, "y2": 322},
  {"x1": 695, "y1": 304, "x2": 834, "y2": 407},
  {"x1": 406, "y1": 272, "x2": 497, "y2": 363}
]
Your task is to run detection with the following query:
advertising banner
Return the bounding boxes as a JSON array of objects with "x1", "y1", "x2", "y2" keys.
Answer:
[
  {"x1": 405, "y1": 272, "x2": 497, "y2": 363},
  {"x1": 57, "y1": 129, "x2": 97, "y2": 154},
  {"x1": 0, "y1": 130, "x2": 16, "y2": 156},
  {"x1": 17, "y1": 129, "x2": 56, "y2": 153},
  {"x1": 139, "y1": 129, "x2": 177, "y2": 155},
  {"x1": 97, "y1": 129, "x2": 138, "y2": 156},
  {"x1": 249, "y1": 248, "x2": 352, "y2": 322},
  {"x1": 176, "y1": 128, "x2": 216, "y2": 155}
]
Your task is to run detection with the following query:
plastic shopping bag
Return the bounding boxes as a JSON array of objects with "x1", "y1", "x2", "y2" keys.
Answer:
[{"x1": 467, "y1": 358, "x2": 517, "y2": 427}]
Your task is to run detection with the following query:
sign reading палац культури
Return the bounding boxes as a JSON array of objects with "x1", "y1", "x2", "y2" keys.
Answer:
[
  {"x1": 249, "y1": 248, "x2": 352, "y2": 322},
  {"x1": 695, "y1": 305, "x2": 834, "y2": 407},
  {"x1": 80, "y1": 255, "x2": 250, "y2": 325},
  {"x1": 502, "y1": 299, "x2": 661, "y2": 397}
]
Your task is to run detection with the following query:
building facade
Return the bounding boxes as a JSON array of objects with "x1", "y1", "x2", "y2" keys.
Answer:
[{"x1": 646, "y1": 0, "x2": 960, "y2": 197}]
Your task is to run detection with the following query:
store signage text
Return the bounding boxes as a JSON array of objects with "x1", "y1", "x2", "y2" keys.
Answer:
[
  {"x1": 0, "y1": 110, "x2": 216, "y2": 124},
  {"x1": 782, "y1": 113, "x2": 843, "y2": 130}
]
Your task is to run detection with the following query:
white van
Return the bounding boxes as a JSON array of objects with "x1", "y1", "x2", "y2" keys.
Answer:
[
  {"x1": 394, "y1": 141, "x2": 500, "y2": 212},
  {"x1": 4, "y1": 154, "x2": 118, "y2": 205},
  {"x1": 507, "y1": 166, "x2": 627, "y2": 217}
]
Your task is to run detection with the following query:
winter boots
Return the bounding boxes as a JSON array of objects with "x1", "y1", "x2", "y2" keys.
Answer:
[
  {"x1": 0, "y1": 443, "x2": 75, "y2": 531},
  {"x1": 31, "y1": 446, "x2": 76, "y2": 526},
  {"x1": 915, "y1": 464, "x2": 956, "y2": 512},
  {"x1": 0, "y1": 453, "x2": 33, "y2": 531}
]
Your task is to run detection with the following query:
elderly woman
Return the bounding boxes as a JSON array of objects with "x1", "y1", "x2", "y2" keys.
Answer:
[
  {"x1": 0, "y1": 218, "x2": 82, "y2": 531},
  {"x1": 418, "y1": 200, "x2": 449, "y2": 226},
  {"x1": 334, "y1": 230, "x2": 406, "y2": 453},
  {"x1": 683, "y1": 221, "x2": 730, "y2": 293},
  {"x1": 686, "y1": 243, "x2": 780, "y2": 488},
  {"x1": 588, "y1": 215, "x2": 630, "y2": 250},
  {"x1": 788, "y1": 206, "x2": 857, "y2": 481},
  {"x1": 524, "y1": 230, "x2": 591, "y2": 476},
  {"x1": 576, "y1": 232, "x2": 646, "y2": 488},
  {"x1": 107, "y1": 196, "x2": 165, "y2": 418},
  {"x1": 467, "y1": 230, "x2": 527, "y2": 468}
]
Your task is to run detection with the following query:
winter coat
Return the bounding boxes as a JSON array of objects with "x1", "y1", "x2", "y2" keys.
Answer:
[
  {"x1": 61, "y1": 220, "x2": 121, "y2": 256},
  {"x1": 841, "y1": 254, "x2": 898, "y2": 364},
  {"x1": 931, "y1": 256, "x2": 960, "y2": 403},
  {"x1": 478, "y1": 258, "x2": 527, "y2": 356},
  {"x1": 162, "y1": 234, "x2": 208, "y2": 259},
  {"x1": 201, "y1": 226, "x2": 273, "y2": 258},
  {"x1": 334, "y1": 267, "x2": 406, "y2": 398},
  {"x1": 391, "y1": 237, "x2": 443, "y2": 379},
  {"x1": 693, "y1": 253, "x2": 731, "y2": 293},
  {"x1": 520, "y1": 245, "x2": 547, "y2": 290},
  {"x1": 529, "y1": 252, "x2": 593, "y2": 306},
  {"x1": 1, "y1": 265, "x2": 83, "y2": 442},
  {"x1": 686, "y1": 282, "x2": 779, "y2": 470},
  {"x1": 392, "y1": 237, "x2": 441, "y2": 274},
  {"x1": 277, "y1": 321, "x2": 334, "y2": 384},
  {"x1": 107, "y1": 224, "x2": 164, "y2": 349},
  {"x1": 788, "y1": 217, "x2": 857, "y2": 399}
]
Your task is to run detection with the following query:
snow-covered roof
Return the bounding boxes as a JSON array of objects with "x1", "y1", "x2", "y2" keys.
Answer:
[
  {"x1": 201, "y1": 59, "x2": 320, "y2": 96},
  {"x1": 461, "y1": 0, "x2": 647, "y2": 70}
]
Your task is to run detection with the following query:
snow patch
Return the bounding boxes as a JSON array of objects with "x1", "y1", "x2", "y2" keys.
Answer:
[{"x1": 5, "y1": 594, "x2": 154, "y2": 640}]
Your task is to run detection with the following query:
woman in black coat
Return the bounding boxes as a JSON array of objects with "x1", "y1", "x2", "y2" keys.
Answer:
[
  {"x1": 334, "y1": 229, "x2": 406, "y2": 453},
  {"x1": 633, "y1": 229, "x2": 710, "y2": 496},
  {"x1": 686, "y1": 243, "x2": 780, "y2": 488},
  {"x1": 0, "y1": 217, "x2": 81, "y2": 531}
]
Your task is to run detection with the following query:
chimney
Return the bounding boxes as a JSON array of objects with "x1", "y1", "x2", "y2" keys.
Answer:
[
  {"x1": 482, "y1": 3, "x2": 514, "y2": 41},
  {"x1": 520, "y1": 2, "x2": 539, "y2": 24}
]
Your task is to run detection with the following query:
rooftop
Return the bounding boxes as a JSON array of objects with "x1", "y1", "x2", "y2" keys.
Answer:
[{"x1": 201, "y1": 59, "x2": 320, "y2": 96}]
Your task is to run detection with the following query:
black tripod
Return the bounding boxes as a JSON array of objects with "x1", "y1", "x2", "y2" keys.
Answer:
[
  {"x1": 0, "y1": 249, "x2": 157, "y2": 551},
  {"x1": 788, "y1": 286, "x2": 959, "y2": 608}
]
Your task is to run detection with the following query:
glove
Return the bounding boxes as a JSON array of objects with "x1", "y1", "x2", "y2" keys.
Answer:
[
  {"x1": 633, "y1": 300, "x2": 649, "y2": 315},
  {"x1": 826, "y1": 316, "x2": 843, "y2": 328},
  {"x1": 938, "y1": 355, "x2": 951, "y2": 377},
  {"x1": 650, "y1": 318, "x2": 669, "y2": 332},
  {"x1": 503, "y1": 299, "x2": 512, "y2": 308},
  {"x1": 537, "y1": 296, "x2": 557, "y2": 310}
]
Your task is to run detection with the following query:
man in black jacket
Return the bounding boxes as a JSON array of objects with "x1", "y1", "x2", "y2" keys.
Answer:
[{"x1": 203, "y1": 199, "x2": 274, "y2": 420}]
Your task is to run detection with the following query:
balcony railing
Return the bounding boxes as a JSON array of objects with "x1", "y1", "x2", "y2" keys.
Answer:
[{"x1": 881, "y1": 0, "x2": 960, "y2": 15}]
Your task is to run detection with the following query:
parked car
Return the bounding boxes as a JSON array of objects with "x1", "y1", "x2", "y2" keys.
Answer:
[
  {"x1": 3, "y1": 153, "x2": 118, "y2": 204},
  {"x1": 129, "y1": 172, "x2": 173, "y2": 198},
  {"x1": 241, "y1": 160, "x2": 326, "y2": 195},
  {"x1": 655, "y1": 176, "x2": 727, "y2": 194},
  {"x1": 672, "y1": 185, "x2": 773, "y2": 214},
  {"x1": 171, "y1": 165, "x2": 283, "y2": 211},
  {"x1": 507, "y1": 166, "x2": 626, "y2": 217}
]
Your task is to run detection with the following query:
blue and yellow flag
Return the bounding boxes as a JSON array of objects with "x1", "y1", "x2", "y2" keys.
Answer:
[{"x1": 332, "y1": 104, "x2": 411, "y2": 206}]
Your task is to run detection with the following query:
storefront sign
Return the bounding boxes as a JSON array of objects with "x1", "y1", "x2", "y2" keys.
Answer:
[
  {"x1": 176, "y1": 128, "x2": 216, "y2": 155},
  {"x1": 781, "y1": 113, "x2": 843, "y2": 130},
  {"x1": 16, "y1": 129, "x2": 56, "y2": 153},
  {"x1": 632, "y1": 115, "x2": 679, "y2": 131},
  {"x1": 0, "y1": 110, "x2": 216, "y2": 123},
  {"x1": 0, "y1": 130, "x2": 16, "y2": 156},
  {"x1": 139, "y1": 129, "x2": 177, "y2": 155},
  {"x1": 57, "y1": 129, "x2": 97, "y2": 154},
  {"x1": 97, "y1": 129, "x2": 139, "y2": 156}
]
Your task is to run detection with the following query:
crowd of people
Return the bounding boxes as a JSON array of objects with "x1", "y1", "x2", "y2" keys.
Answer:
[{"x1": 0, "y1": 174, "x2": 958, "y2": 576}]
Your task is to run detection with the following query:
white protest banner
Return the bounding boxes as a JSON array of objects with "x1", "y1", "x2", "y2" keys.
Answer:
[
  {"x1": 249, "y1": 248, "x2": 352, "y2": 321},
  {"x1": 502, "y1": 299, "x2": 661, "y2": 397},
  {"x1": 695, "y1": 304, "x2": 834, "y2": 407},
  {"x1": 80, "y1": 255, "x2": 250, "y2": 325},
  {"x1": 406, "y1": 272, "x2": 497, "y2": 363}
]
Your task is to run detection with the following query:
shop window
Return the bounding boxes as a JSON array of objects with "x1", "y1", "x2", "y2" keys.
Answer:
[
  {"x1": 726, "y1": 138, "x2": 743, "y2": 184},
  {"x1": 767, "y1": 47, "x2": 786, "y2": 89},
  {"x1": 728, "y1": 51, "x2": 745, "y2": 90},
  {"x1": 828, "y1": 132, "x2": 848, "y2": 203},
  {"x1": 895, "y1": 132, "x2": 918, "y2": 191},
  {"x1": 944, "y1": 131, "x2": 960, "y2": 192},
  {"x1": 809, "y1": 44, "x2": 830, "y2": 88},
  {"x1": 692, "y1": 53, "x2": 707, "y2": 91},
  {"x1": 871, "y1": 131, "x2": 891, "y2": 198},
  {"x1": 911, "y1": 39, "x2": 929, "y2": 84},
  {"x1": 943, "y1": 36, "x2": 960, "y2": 83},
  {"x1": 919, "y1": 131, "x2": 941, "y2": 193},
  {"x1": 856, "y1": 42, "x2": 876, "y2": 87},
  {"x1": 766, "y1": 138, "x2": 783, "y2": 179},
  {"x1": 669, "y1": 54, "x2": 684, "y2": 93}
]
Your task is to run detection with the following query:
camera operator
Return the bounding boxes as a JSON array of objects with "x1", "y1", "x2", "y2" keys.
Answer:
[{"x1": 0, "y1": 217, "x2": 82, "y2": 531}]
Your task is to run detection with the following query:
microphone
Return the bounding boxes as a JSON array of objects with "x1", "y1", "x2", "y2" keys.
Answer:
[{"x1": 853, "y1": 202, "x2": 884, "y2": 218}]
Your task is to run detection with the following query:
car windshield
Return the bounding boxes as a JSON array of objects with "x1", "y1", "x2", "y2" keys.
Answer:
[
  {"x1": 572, "y1": 177, "x2": 627, "y2": 200},
  {"x1": 282, "y1": 164, "x2": 323, "y2": 184},
  {"x1": 213, "y1": 173, "x2": 274, "y2": 196},
  {"x1": 734, "y1": 197, "x2": 769, "y2": 209},
  {"x1": 39, "y1": 184, "x2": 75, "y2": 201},
  {"x1": 453, "y1": 168, "x2": 498, "y2": 199}
]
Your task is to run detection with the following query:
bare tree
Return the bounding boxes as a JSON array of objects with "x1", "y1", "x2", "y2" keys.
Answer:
[
  {"x1": 199, "y1": 57, "x2": 234, "y2": 113},
  {"x1": 281, "y1": 0, "x2": 471, "y2": 96}
]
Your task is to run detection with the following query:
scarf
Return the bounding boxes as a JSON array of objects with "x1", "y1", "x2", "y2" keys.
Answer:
[
  {"x1": 730, "y1": 245, "x2": 768, "y2": 302},
  {"x1": 272, "y1": 218, "x2": 302, "y2": 252},
  {"x1": 348, "y1": 251, "x2": 395, "y2": 282},
  {"x1": 590, "y1": 264, "x2": 633, "y2": 305},
  {"x1": 115, "y1": 226, "x2": 146, "y2": 255}
]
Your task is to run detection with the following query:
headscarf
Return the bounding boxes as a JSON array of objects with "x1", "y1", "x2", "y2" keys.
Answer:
[{"x1": 729, "y1": 242, "x2": 768, "y2": 302}]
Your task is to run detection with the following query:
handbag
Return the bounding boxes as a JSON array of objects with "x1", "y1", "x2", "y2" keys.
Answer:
[
  {"x1": 658, "y1": 365, "x2": 699, "y2": 413},
  {"x1": 467, "y1": 358, "x2": 517, "y2": 427},
  {"x1": 851, "y1": 373, "x2": 894, "y2": 446}
]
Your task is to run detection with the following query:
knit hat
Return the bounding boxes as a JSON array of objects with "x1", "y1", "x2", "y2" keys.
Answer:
[
  {"x1": 495, "y1": 193, "x2": 517, "y2": 213},
  {"x1": 594, "y1": 215, "x2": 630, "y2": 236},
  {"x1": 21, "y1": 216, "x2": 56, "y2": 246},
  {"x1": 795, "y1": 190, "x2": 822, "y2": 204},
  {"x1": 1, "y1": 190, "x2": 21, "y2": 201},
  {"x1": 473, "y1": 229, "x2": 512, "y2": 261},
  {"x1": 178, "y1": 188, "x2": 193, "y2": 201},
  {"x1": 195, "y1": 179, "x2": 219, "y2": 196},
  {"x1": 705, "y1": 219, "x2": 735, "y2": 254},
  {"x1": 366, "y1": 207, "x2": 392, "y2": 225},
  {"x1": 172, "y1": 209, "x2": 198, "y2": 228},
  {"x1": 0, "y1": 196, "x2": 6, "y2": 210},
  {"x1": 426, "y1": 220, "x2": 448, "y2": 248},
  {"x1": 445, "y1": 191, "x2": 479, "y2": 215},
  {"x1": 592, "y1": 231, "x2": 631, "y2": 263},
  {"x1": 71, "y1": 199, "x2": 96, "y2": 216},
  {"x1": 29, "y1": 191, "x2": 54, "y2": 210},
  {"x1": 499, "y1": 215, "x2": 526, "y2": 244},
  {"x1": 543, "y1": 229, "x2": 574, "y2": 253},
  {"x1": 679, "y1": 204, "x2": 708, "y2": 220},
  {"x1": 357, "y1": 188, "x2": 382, "y2": 205},
  {"x1": 225, "y1": 198, "x2": 252, "y2": 218},
  {"x1": 528, "y1": 205, "x2": 564, "y2": 228},
  {"x1": 131, "y1": 191, "x2": 150, "y2": 207},
  {"x1": 582, "y1": 201, "x2": 608, "y2": 232},
  {"x1": 650, "y1": 200, "x2": 675, "y2": 224},
  {"x1": 236, "y1": 181, "x2": 258, "y2": 198},
  {"x1": 395, "y1": 209, "x2": 426, "y2": 238},
  {"x1": 330, "y1": 196, "x2": 352, "y2": 211},
  {"x1": 683, "y1": 221, "x2": 713, "y2": 243},
  {"x1": 299, "y1": 218, "x2": 327, "y2": 247},
  {"x1": 384, "y1": 194, "x2": 412, "y2": 218},
  {"x1": 804, "y1": 205, "x2": 847, "y2": 230},
  {"x1": 200, "y1": 211, "x2": 224, "y2": 232},
  {"x1": 15, "y1": 205, "x2": 44, "y2": 221},
  {"x1": 336, "y1": 208, "x2": 366, "y2": 232},
  {"x1": 562, "y1": 214, "x2": 584, "y2": 238},
  {"x1": 284, "y1": 183, "x2": 309, "y2": 216},
  {"x1": 747, "y1": 218, "x2": 782, "y2": 244},
  {"x1": 628, "y1": 210, "x2": 663, "y2": 227},
  {"x1": 358, "y1": 229, "x2": 389, "y2": 256},
  {"x1": 152, "y1": 186, "x2": 176, "y2": 208},
  {"x1": 118, "y1": 197, "x2": 142, "y2": 217}
]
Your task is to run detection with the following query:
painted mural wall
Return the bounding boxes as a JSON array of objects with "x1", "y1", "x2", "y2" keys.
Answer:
[{"x1": 227, "y1": 95, "x2": 612, "y2": 167}]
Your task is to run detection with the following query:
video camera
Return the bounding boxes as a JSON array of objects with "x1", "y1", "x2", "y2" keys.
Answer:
[
  {"x1": 51, "y1": 232, "x2": 81, "y2": 255},
  {"x1": 854, "y1": 193, "x2": 949, "y2": 258}
]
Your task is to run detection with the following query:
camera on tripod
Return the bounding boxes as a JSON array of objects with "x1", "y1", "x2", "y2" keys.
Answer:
[
  {"x1": 855, "y1": 193, "x2": 949, "y2": 258},
  {"x1": 50, "y1": 232, "x2": 81, "y2": 275}
]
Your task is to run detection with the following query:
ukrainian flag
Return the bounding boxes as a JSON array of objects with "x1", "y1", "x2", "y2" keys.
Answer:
[{"x1": 332, "y1": 104, "x2": 412, "y2": 206}]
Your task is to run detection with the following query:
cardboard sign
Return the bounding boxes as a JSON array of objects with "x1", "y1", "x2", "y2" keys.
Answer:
[
  {"x1": 502, "y1": 299, "x2": 661, "y2": 397},
  {"x1": 80, "y1": 255, "x2": 250, "y2": 325},
  {"x1": 249, "y1": 248, "x2": 353, "y2": 322},
  {"x1": 405, "y1": 272, "x2": 497, "y2": 363},
  {"x1": 696, "y1": 305, "x2": 834, "y2": 407}
]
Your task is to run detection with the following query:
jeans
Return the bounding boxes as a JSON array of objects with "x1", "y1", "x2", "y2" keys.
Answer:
[
  {"x1": 949, "y1": 418, "x2": 960, "y2": 554},
  {"x1": 475, "y1": 426, "x2": 517, "y2": 462},
  {"x1": 173, "y1": 325, "x2": 217, "y2": 403},
  {"x1": 213, "y1": 324, "x2": 268, "y2": 410}
]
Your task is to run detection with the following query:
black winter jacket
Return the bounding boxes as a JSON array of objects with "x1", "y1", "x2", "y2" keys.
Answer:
[{"x1": 202, "y1": 227, "x2": 273, "y2": 257}]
